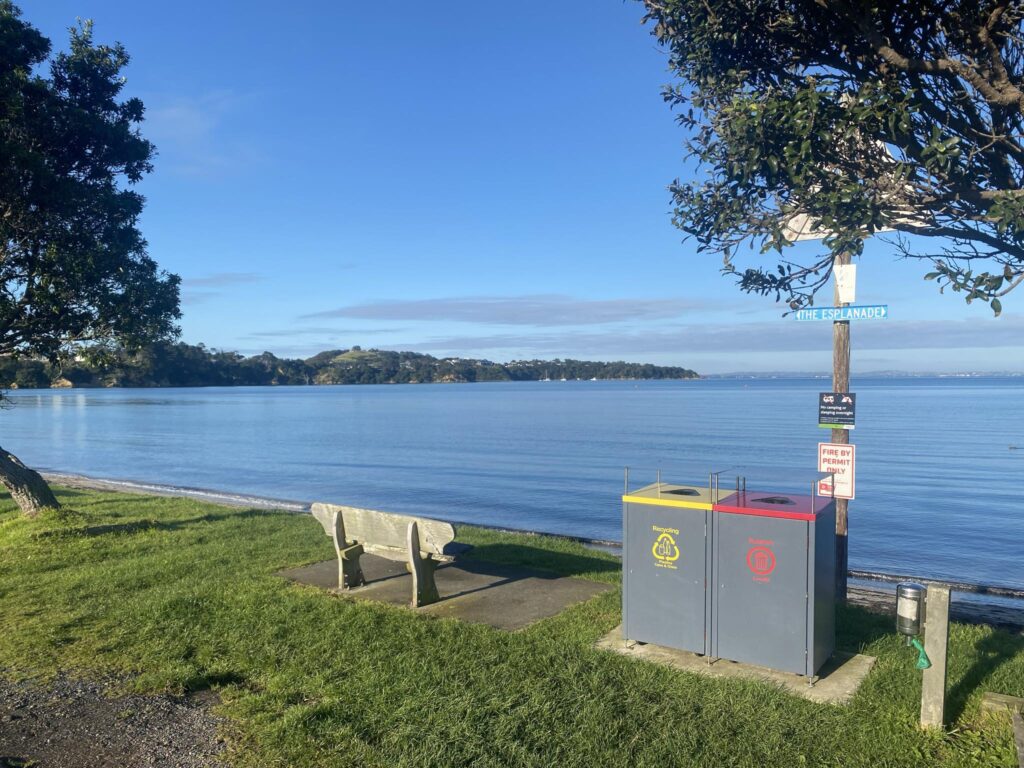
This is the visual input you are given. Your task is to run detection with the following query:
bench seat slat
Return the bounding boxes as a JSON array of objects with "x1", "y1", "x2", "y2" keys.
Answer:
[{"x1": 311, "y1": 503, "x2": 455, "y2": 557}]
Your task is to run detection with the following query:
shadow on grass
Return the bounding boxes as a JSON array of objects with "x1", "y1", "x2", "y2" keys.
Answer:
[
  {"x1": 433, "y1": 559, "x2": 561, "y2": 601},
  {"x1": 36, "y1": 508, "x2": 276, "y2": 538},
  {"x1": 946, "y1": 630, "x2": 1024, "y2": 722},
  {"x1": 57, "y1": 496, "x2": 200, "y2": 512},
  {"x1": 462, "y1": 542, "x2": 620, "y2": 580},
  {"x1": 183, "y1": 670, "x2": 248, "y2": 694},
  {"x1": 836, "y1": 603, "x2": 894, "y2": 652},
  {"x1": 1, "y1": 487, "x2": 88, "y2": 506},
  {"x1": 56, "y1": 496, "x2": 151, "y2": 509},
  {"x1": 52, "y1": 489, "x2": 88, "y2": 499}
]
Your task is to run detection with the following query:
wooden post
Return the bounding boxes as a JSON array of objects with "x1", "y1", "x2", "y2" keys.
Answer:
[
  {"x1": 1012, "y1": 712, "x2": 1024, "y2": 768},
  {"x1": 921, "y1": 584, "x2": 951, "y2": 729},
  {"x1": 832, "y1": 252, "x2": 851, "y2": 602}
]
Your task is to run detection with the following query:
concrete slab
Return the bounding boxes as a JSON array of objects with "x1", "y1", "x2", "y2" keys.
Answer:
[
  {"x1": 596, "y1": 624, "x2": 876, "y2": 706},
  {"x1": 981, "y1": 692, "x2": 1024, "y2": 714},
  {"x1": 279, "y1": 556, "x2": 613, "y2": 632},
  {"x1": 281, "y1": 554, "x2": 408, "y2": 591}
]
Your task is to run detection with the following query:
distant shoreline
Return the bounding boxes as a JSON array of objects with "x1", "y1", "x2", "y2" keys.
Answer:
[
  {"x1": 7, "y1": 375, "x2": 704, "y2": 392},
  {"x1": 1, "y1": 343, "x2": 699, "y2": 389},
  {"x1": 7, "y1": 371, "x2": 1024, "y2": 392}
]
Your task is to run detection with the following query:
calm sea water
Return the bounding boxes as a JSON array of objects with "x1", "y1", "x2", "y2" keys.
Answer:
[{"x1": 1, "y1": 378, "x2": 1022, "y2": 588}]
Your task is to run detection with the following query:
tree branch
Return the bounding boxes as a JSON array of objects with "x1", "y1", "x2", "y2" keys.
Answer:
[{"x1": 836, "y1": 1, "x2": 1024, "y2": 108}]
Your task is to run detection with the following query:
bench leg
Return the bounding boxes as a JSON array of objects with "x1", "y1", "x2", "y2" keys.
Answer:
[
  {"x1": 407, "y1": 521, "x2": 441, "y2": 607},
  {"x1": 332, "y1": 509, "x2": 366, "y2": 589},
  {"x1": 338, "y1": 543, "x2": 366, "y2": 589}
]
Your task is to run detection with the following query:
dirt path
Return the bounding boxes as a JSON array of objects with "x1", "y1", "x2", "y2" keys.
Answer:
[{"x1": 0, "y1": 674, "x2": 227, "y2": 768}]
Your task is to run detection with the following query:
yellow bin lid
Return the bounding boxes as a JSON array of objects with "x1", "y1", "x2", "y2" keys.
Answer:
[{"x1": 622, "y1": 482, "x2": 715, "y2": 510}]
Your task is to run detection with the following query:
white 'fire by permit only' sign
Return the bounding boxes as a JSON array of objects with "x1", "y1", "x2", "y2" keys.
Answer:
[{"x1": 818, "y1": 443, "x2": 856, "y2": 499}]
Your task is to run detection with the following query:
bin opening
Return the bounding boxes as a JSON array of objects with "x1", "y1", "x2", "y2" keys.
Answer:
[
  {"x1": 666, "y1": 488, "x2": 700, "y2": 496},
  {"x1": 751, "y1": 496, "x2": 795, "y2": 505}
]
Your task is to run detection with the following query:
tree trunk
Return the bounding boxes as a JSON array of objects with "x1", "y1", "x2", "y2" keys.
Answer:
[{"x1": 0, "y1": 443, "x2": 60, "y2": 516}]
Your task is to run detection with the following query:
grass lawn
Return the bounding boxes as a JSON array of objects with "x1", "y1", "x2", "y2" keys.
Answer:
[{"x1": 0, "y1": 487, "x2": 1021, "y2": 767}]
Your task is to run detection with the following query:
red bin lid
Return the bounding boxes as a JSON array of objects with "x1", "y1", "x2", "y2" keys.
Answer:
[{"x1": 713, "y1": 491, "x2": 827, "y2": 521}]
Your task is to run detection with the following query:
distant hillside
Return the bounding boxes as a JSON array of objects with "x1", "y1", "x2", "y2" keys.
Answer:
[{"x1": 0, "y1": 343, "x2": 699, "y2": 388}]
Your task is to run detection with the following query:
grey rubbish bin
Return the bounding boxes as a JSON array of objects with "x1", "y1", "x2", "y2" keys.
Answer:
[
  {"x1": 711, "y1": 489, "x2": 836, "y2": 677},
  {"x1": 622, "y1": 481, "x2": 715, "y2": 654}
]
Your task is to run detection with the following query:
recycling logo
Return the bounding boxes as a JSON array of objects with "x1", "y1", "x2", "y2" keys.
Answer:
[{"x1": 651, "y1": 531, "x2": 680, "y2": 569}]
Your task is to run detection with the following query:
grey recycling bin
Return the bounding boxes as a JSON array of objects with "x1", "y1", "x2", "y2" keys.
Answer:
[
  {"x1": 622, "y1": 480, "x2": 715, "y2": 654},
  {"x1": 711, "y1": 489, "x2": 836, "y2": 677}
]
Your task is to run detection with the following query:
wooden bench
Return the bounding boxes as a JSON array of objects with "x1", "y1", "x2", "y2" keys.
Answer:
[{"x1": 310, "y1": 502, "x2": 457, "y2": 607}]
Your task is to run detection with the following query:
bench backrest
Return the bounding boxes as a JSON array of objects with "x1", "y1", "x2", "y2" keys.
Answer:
[{"x1": 311, "y1": 502, "x2": 456, "y2": 558}]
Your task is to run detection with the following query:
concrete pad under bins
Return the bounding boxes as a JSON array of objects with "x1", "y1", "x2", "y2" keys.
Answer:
[
  {"x1": 279, "y1": 555, "x2": 612, "y2": 632},
  {"x1": 596, "y1": 624, "x2": 876, "y2": 705}
]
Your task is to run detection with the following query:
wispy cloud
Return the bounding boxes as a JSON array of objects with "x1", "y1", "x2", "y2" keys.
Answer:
[
  {"x1": 301, "y1": 295, "x2": 706, "y2": 326},
  {"x1": 145, "y1": 90, "x2": 263, "y2": 177},
  {"x1": 181, "y1": 291, "x2": 215, "y2": 306},
  {"x1": 395, "y1": 315, "x2": 1024, "y2": 357},
  {"x1": 181, "y1": 272, "x2": 264, "y2": 305},
  {"x1": 243, "y1": 327, "x2": 400, "y2": 339},
  {"x1": 184, "y1": 272, "x2": 263, "y2": 288}
]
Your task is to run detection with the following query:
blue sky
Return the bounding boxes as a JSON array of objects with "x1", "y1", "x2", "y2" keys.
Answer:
[{"x1": 23, "y1": 1, "x2": 1024, "y2": 374}]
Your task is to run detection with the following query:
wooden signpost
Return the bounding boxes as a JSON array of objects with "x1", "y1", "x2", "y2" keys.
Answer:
[
  {"x1": 790, "y1": 252, "x2": 890, "y2": 600},
  {"x1": 786, "y1": 212, "x2": 890, "y2": 601},
  {"x1": 832, "y1": 252, "x2": 852, "y2": 601}
]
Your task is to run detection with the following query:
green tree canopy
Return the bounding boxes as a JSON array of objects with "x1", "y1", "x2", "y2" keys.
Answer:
[
  {"x1": 1, "y1": 0, "x2": 179, "y2": 359},
  {"x1": 0, "y1": 1, "x2": 179, "y2": 515},
  {"x1": 641, "y1": 0, "x2": 1024, "y2": 314}
]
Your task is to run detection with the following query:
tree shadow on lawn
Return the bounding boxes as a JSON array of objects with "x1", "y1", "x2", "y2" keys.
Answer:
[
  {"x1": 462, "y1": 542, "x2": 620, "y2": 581},
  {"x1": 35, "y1": 508, "x2": 279, "y2": 538},
  {"x1": 52, "y1": 495, "x2": 213, "y2": 512},
  {"x1": 51, "y1": 488, "x2": 88, "y2": 499},
  {"x1": 946, "y1": 629, "x2": 1024, "y2": 723},
  {"x1": 0, "y1": 487, "x2": 87, "y2": 505},
  {"x1": 53, "y1": 494, "x2": 148, "y2": 509}
]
